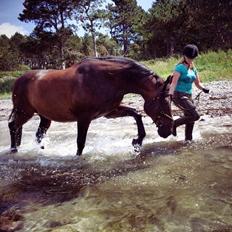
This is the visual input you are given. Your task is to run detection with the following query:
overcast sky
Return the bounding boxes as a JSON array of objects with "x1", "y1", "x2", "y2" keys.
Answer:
[{"x1": 0, "y1": 0, "x2": 154, "y2": 38}]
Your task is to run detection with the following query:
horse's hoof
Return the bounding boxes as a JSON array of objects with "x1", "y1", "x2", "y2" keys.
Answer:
[
  {"x1": 10, "y1": 147, "x2": 18, "y2": 153},
  {"x1": 76, "y1": 151, "x2": 82, "y2": 156},
  {"x1": 132, "y1": 138, "x2": 139, "y2": 146},
  {"x1": 133, "y1": 144, "x2": 141, "y2": 153},
  {"x1": 132, "y1": 138, "x2": 142, "y2": 153}
]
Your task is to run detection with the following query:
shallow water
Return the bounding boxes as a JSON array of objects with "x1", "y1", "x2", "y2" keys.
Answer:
[{"x1": 0, "y1": 114, "x2": 232, "y2": 231}]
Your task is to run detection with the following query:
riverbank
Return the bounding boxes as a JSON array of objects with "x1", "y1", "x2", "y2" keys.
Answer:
[{"x1": 123, "y1": 80, "x2": 232, "y2": 118}]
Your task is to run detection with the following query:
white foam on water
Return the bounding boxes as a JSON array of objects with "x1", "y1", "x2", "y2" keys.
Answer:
[{"x1": 0, "y1": 114, "x2": 231, "y2": 165}]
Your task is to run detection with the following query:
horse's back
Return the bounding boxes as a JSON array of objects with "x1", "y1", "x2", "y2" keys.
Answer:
[{"x1": 78, "y1": 56, "x2": 154, "y2": 78}]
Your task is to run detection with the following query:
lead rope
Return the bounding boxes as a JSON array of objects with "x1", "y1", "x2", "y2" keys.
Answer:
[{"x1": 194, "y1": 90, "x2": 203, "y2": 106}]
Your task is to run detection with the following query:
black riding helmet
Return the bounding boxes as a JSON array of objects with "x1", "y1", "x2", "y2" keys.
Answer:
[{"x1": 183, "y1": 44, "x2": 199, "y2": 59}]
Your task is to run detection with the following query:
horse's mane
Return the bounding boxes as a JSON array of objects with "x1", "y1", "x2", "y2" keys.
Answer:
[{"x1": 80, "y1": 56, "x2": 156, "y2": 80}]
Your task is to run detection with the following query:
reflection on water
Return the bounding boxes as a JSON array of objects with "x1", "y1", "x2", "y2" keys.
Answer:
[{"x1": 0, "y1": 115, "x2": 232, "y2": 231}]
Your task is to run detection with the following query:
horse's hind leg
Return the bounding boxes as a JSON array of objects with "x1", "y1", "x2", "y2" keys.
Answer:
[
  {"x1": 8, "y1": 108, "x2": 34, "y2": 153},
  {"x1": 8, "y1": 113, "x2": 18, "y2": 152},
  {"x1": 16, "y1": 126, "x2": 22, "y2": 146},
  {"x1": 36, "y1": 115, "x2": 51, "y2": 148},
  {"x1": 105, "y1": 105, "x2": 146, "y2": 149}
]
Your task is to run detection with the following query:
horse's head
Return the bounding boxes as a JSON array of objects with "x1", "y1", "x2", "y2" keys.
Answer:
[{"x1": 144, "y1": 75, "x2": 173, "y2": 138}]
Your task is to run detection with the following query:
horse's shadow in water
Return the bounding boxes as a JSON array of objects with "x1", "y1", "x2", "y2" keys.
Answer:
[
  {"x1": 0, "y1": 152, "x2": 146, "y2": 230},
  {"x1": 139, "y1": 140, "x2": 187, "y2": 158},
  {"x1": 1, "y1": 142, "x2": 232, "y2": 232},
  {"x1": 0, "y1": 140, "x2": 186, "y2": 209},
  {"x1": 0, "y1": 150, "x2": 153, "y2": 211}
]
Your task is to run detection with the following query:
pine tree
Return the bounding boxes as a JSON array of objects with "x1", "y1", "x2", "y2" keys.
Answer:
[
  {"x1": 19, "y1": 0, "x2": 77, "y2": 68},
  {"x1": 106, "y1": 0, "x2": 146, "y2": 55}
]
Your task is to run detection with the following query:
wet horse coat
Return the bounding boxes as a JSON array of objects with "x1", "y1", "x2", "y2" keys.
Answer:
[{"x1": 9, "y1": 57, "x2": 173, "y2": 155}]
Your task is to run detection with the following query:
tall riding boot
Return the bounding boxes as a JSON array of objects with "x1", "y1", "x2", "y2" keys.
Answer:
[
  {"x1": 185, "y1": 122, "x2": 194, "y2": 141},
  {"x1": 172, "y1": 116, "x2": 190, "y2": 136}
]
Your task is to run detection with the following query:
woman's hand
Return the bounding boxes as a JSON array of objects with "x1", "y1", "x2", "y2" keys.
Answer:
[{"x1": 202, "y1": 88, "x2": 209, "y2": 93}]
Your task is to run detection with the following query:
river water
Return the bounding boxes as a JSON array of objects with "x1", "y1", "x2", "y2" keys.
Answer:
[{"x1": 0, "y1": 98, "x2": 232, "y2": 231}]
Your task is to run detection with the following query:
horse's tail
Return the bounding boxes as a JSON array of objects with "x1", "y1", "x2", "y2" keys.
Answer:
[
  {"x1": 8, "y1": 108, "x2": 16, "y2": 123},
  {"x1": 10, "y1": 71, "x2": 35, "y2": 122},
  {"x1": 11, "y1": 72, "x2": 34, "y2": 105}
]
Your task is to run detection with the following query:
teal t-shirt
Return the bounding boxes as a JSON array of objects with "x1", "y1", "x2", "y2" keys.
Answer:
[{"x1": 174, "y1": 63, "x2": 197, "y2": 94}]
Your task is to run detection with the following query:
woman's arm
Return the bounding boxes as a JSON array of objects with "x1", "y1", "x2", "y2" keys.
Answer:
[
  {"x1": 168, "y1": 71, "x2": 180, "y2": 96},
  {"x1": 194, "y1": 75, "x2": 204, "y2": 89},
  {"x1": 194, "y1": 75, "x2": 209, "y2": 93}
]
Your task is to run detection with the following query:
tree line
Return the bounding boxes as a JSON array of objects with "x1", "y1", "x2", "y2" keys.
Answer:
[{"x1": 0, "y1": 0, "x2": 231, "y2": 71}]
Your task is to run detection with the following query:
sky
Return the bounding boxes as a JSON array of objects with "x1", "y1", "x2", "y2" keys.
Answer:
[{"x1": 0, "y1": 0, "x2": 154, "y2": 38}]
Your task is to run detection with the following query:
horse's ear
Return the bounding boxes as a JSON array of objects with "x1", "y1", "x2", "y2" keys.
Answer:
[
  {"x1": 162, "y1": 75, "x2": 173, "y2": 92},
  {"x1": 165, "y1": 75, "x2": 173, "y2": 84}
]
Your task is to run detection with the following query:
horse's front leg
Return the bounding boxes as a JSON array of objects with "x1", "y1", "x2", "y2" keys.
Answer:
[
  {"x1": 76, "y1": 119, "x2": 91, "y2": 156},
  {"x1": 105, "y1": 106, "x2": 146, "y2": 151}
]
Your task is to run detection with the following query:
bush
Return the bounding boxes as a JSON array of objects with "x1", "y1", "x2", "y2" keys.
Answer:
[
  {"x1": 0, "y1": 76, "x2": 16, "y2": 93},
  {"x1": 18, "y1": 64, "x2": 31, "y2": 71},
  {"x1": 0, "y1": 52, "x2": 19, "y2": 71},
  {"x1": 0, "y1": 69, "x2": 27, "y2": 95}
]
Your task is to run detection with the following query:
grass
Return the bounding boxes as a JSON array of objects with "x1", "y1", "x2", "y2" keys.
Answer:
[
  {"x1": 0, "y1": 50, "x2": 232, "y2": 98},
  {"x1": 0, "y1": 92, "x2": 11, "y2": 100},
  {"x1": 0, "y1": 70, "x2": 25, "y2": 79},
  {"x1": 0, "y1": 70, "x2": 26, "y2": 99},
  {"x1": 143, "y1": 49, "x2": 232, "y2": 82}
]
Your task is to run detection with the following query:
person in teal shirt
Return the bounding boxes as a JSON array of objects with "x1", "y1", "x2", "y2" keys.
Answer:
[{"x1": 168, "y1": 44, "x2": 209, "y2": 141}]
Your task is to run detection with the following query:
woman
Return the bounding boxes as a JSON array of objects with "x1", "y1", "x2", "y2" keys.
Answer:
[{"x1": 168, "y1": 44, "x2": 209, "y2": 141}]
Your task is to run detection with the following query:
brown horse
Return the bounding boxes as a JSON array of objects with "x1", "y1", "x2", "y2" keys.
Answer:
[{"x1": 8, "y1": 57, "x2": 173, "y2": 156}]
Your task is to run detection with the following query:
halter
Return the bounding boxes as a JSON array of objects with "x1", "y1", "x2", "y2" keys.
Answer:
[
  {"x1": 158, "y1": 111, "x2": 173, "y2": 121},
  {"x1": 146, "y1": 74, "x2": 173, "y2": 126},
  {"x1": 151, "y1": 92, "x2": 173, "y2": 126}
]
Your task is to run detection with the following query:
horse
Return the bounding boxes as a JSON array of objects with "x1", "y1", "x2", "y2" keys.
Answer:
[{"x1": 8, "y1": 56, "x2": 173, "y2": 156}]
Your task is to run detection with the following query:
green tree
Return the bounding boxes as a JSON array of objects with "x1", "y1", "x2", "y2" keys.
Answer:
[
  {"x1": 19, "y1": 0, "x2": 76, "y2": 68},
  {"x1": 97, "y1": 33, "x2": 120, "y2": 56},
  {"x1": 0, "y1": 35, "x2": 22, "y2": 70},
  {"x1": 65, "y1": 35, "x2": 84, "y2": 65},
  {"x1": 144, "y1": 0, "x2": 232, "y2": 58},
  {"x1": 185, "y1": 0, "x2": 232, "y2": 50},
  {"x1": 144, "y1": 0, "x2": 187, "y2": 57},
  {"x1": 10, "y1": 33, "x2": 27, "y2": 65},
  {"x1": 80, "y1": 33, "x2": 94, "y2": 56},
  {"x1": 106, "y1": 0, "x2": 146, "y2": 55},
  {"x1": 74, "y1": 0, "x2": 107, "y2": 57}
]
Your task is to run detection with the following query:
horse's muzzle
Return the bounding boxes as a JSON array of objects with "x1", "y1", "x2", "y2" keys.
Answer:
[{"x1": 157, "y1": 125, "x2": 172, "y2": 138}]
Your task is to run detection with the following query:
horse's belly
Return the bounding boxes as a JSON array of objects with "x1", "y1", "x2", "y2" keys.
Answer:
[
  {"x1": 38, "y1": 110, "x2": 77, "y2": 122},
  {"x1": 42, "y1": 112, "x2": 77, "y2": 122},
  {"x1": 33, "y1": 102, "x2": 77, "y2": 122}
]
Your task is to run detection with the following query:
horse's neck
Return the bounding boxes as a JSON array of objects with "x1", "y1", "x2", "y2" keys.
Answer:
[{"x1": 124, "y1": 76, "x2": 161, "y2": 99}]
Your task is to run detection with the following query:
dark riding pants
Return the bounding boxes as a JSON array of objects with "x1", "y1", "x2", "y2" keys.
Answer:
[{"x1": 173, "y1": 91, "x2": 200, "y2": 141}]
